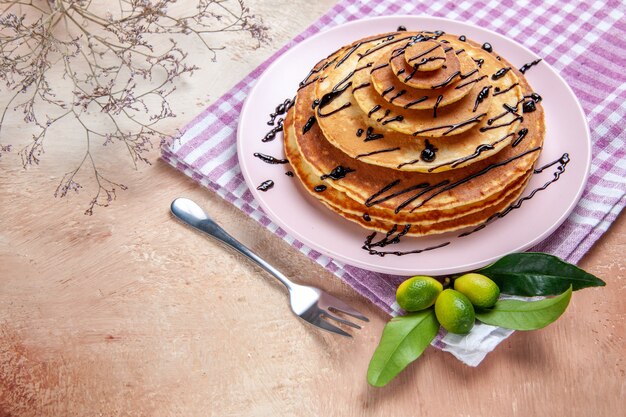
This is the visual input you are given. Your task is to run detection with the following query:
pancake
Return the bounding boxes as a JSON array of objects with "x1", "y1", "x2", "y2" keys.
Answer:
[
  {"x1": 404, "y1": 40, "x2": 447, "y2": 71},
  {"x1": 284, "y1": 109, "x2": 535, "y2": 236},
  {"x1": 371, "y1": 45, "x2": 479, "y2": 110},
  {"x1": 392, "y1": 37, "x2": 462, "y2": 89},
  {"x1": 281, "y1": 30, "x2": 545, "y2": 237},
  {"x1": 317, "y1": 33, "x2": 521, "y2": 137},
  {"x1": 314, "y1": 32, "x2": 525, "y2": 174}
]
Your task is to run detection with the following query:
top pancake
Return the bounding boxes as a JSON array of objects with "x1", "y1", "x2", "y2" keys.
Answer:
[
  {"x1": 313, "y1": 32, "x2": 525, "y2": 172},
  {"x1": 391, "y1": 40, "x2": 462, "y2": 90}
]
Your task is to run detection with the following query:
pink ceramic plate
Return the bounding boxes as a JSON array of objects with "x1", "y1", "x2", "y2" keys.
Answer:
[{"x1": 237, "y1": 16, "x2": 591, "y2": 276}]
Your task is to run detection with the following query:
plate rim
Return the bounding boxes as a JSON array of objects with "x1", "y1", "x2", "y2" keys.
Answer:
[{"x1": 236, "y1": 15, "x2": 592, "y2": 275}]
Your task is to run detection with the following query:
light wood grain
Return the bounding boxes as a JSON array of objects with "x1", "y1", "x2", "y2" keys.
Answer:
[{"x1": 1, "y1": 1, "x2": 624, "y2": 416}]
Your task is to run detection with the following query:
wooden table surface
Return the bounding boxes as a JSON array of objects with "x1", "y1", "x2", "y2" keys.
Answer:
[{"x1": 1, "y1": 1, "x2": 624, "y2": 416}]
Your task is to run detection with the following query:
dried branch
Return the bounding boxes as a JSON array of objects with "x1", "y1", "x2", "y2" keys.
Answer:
[{"x1": 0, "y1": 0, "x2": 269, "y2": 213}]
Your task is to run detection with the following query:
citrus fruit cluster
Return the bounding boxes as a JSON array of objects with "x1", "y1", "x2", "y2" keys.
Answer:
[{"x1": 395, "y1": 273, "x2": 500, "y2": 334}]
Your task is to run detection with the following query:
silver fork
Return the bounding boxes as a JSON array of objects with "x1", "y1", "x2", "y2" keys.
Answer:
[{"x1": 170, "y1": 198, "x2": 369, "y2": 337}]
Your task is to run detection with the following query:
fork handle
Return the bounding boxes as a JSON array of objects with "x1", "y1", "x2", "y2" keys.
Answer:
[{"x1": 170, "y1": 198, "x2": 294, "y2": 291}]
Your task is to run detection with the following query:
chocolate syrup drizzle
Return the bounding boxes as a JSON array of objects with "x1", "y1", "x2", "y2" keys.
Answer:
[
  {"x1": 422, "y1": 140, "x2": 438, "y2": 162},
  {"x1": 320, "y1": 165, "x2": 355, "y2": 180},
  {"x1": 356, "y1": 147, "x2": 401, "y2": 159},
  {"x1": 263, "y1": 119, "x2": 284, "y2": 142},
  {"x1": 363, "y1": 126, "x2": 384, "y2": 141},
  {"x1": 491, "y1": 67, "x2": 511, "y2": 80},
  {"x1": 318, "y1": 103, "x2": 351, "y2": 117},
  {"x1": 403, "y1": 96, "x2": 428, "y2": 109},
  {"x1": 382, "y1": 115, "x2": 404, "y2": 125},
  {"x1": 382, "y1": 86, "x2": 395, "y2": 96},
  {"x1": 352, "y1": 82, "x2": 371, "y2": 92},
  {"x1": 483, "y1": 91, "x2": 541, "y2": 130},
  {"x1": 480, "y1": 114, "x2": 523, "y2": 132},
  {"x1": 364, "y1": 149, "x2": 568, "y2": 255},
  {"x1": 335, "y1": 33, "x2": 397, "y2": 69},
  {"x1": 404, "y1": 64, "x2": 420, "y2": 82},
  {"x1": 316, "y1": 81, "x2": 352, "y2": 118},
  {"x1": 493, "y1": 82, "x2": 519, "y2": 96},
  {"x1": 371, "y1": 62, "x2": 389, "y2": 73},
  {"x1": 455, "y1": 75, "x2": 486, "y2": 90},
  {"x1": 519, "y1": 58, "x2": 542, "y2": 74},
  {"x1": 398, "y1": 139, "x2": 439, "y2": 169},
  {"x1": 363, "y1": 229, "x2": 451, "y2": 257},
  {"x1": 376, "y1": 109, "x2": 391, "y2": 122},
  {"x1": 410, "y1": 147, "x2": 542, "y2": 212},
  {"x1": 364, "y1": 146, "x2": 540, "y2": 218},
  {"x1": 407, "y1": 46, "x2": 446, "y2": 68},
  {"x1": 433, "y1": 94, "x2": 444, "y2": 118},
  {"x1": 364, "y1": 179, "x2": 450, "y2": 214},
  {"x1": 427, "y1": 132, "x2": 514, "y2": 172},
  {"x1": 313, "y1": 59, "x2": 376, "y2": 119},
  {"x1": 254, "y1": 152, "x2": 288, "y2": 164},
  {"x1": 364, "y1": 34, "x2": 424, "y2": 61},
  {"x1": 413, "y1": 113, "x2": 486, "y2": 136},
  {"x1": 257, "y1": 180, "x2": 274, "y2": 192},
  {"x1": 522, "y1": 100, "x2": 537, "y2": 113},
  {"x1": 389, "y1": 89, "x2": 407, "y2": 103},
  {"x1": 299, "y1": 56, "x2": 338, "y2": 88},
  {"x1": 473, "y1": 86, "x2": 491, "y2": 112},
  {"x1": 298, "y1": 59, "x2": 332, "y2": 91},
  {"x1": 298, "y1": 76, "x2": 319, "y2": 90},
  {"x1": 431, "y1": 71, "x2": 461, "y2": 89},
  {"x1": 487, "y1": 103, "x2": 518, "y2": 126},
  {"x1": 459, "y1": 153, "x2": 570, "y2": 237},
  {"x1": 385, "y1": 33, "x2": 445, "y2": 62},
  {"x1": 460, "y1": 68, "x2": 479, "y2": 80},
  {"x1": 302, "y1": 116, "x2": 316, "y2": 134},
  {"x1": 368, "y1": 104, "x2": 382, "y2": 117},
  {"x1": 267, "y1": 98, "x2": 294, "y2": 125},
  {"x1": 512, "y1": 128, "x2": 528, "y2": 147},
  {"x1": 407, "y1": 44, "x2": 440, "y2": 61},
  {"x1": 362, "y1": 224, "x2": 409, "y2": 254}
]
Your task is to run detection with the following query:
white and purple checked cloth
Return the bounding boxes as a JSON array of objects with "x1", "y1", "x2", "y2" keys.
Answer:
[{"x1": 162, "y1": 0, "x2": 626, "y2": 365}]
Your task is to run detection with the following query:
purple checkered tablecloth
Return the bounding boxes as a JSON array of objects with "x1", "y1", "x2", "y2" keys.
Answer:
[{"x1": 162, "y1": 0, "x2": 626, "y2": 365}]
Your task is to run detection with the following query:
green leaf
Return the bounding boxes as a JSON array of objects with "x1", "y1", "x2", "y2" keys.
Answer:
[
  {"x1": 475, "y1": 286, "x2": 572, "y2": 330},
  {"x1": 367, "y1": 309, "x2": 439, "y2": 387},
  {"x1": 478, "y1": 252, "x2": 605, "y2": 296}
]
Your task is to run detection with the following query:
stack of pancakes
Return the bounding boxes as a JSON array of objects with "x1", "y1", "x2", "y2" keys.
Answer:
[{"x1": 284, "y1": 31, "x2": 544, "y2": 236}]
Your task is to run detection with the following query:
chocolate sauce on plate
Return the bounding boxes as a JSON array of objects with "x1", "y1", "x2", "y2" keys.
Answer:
[{"x1": 257, "y1": 180, "x2": 274, "y2": 192}]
